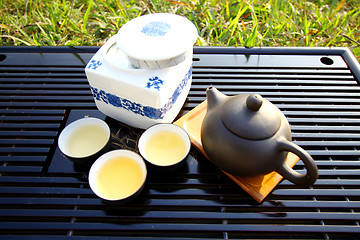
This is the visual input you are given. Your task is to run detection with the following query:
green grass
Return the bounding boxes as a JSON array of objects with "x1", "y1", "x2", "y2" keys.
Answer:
[{"x1": 1, "y1": 0, "x2": 359, "y2": 60}]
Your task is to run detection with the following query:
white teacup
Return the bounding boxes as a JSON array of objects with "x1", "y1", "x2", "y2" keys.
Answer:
[
  {"x1": 138, "y1": 123, "x2": 191, "y2": 169},
  {"x1": 58, "y1": 117, "x2": 111, "y2": 164},
  {"x1": 89, "y1": 150, "x2": 147, "y2": 202}
]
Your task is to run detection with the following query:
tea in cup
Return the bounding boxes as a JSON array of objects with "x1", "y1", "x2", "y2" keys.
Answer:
[
  {"x1": 58, "y1": 117, "x2": 111, "y2": 164},
  {"x1": 89, "y1": 150, "x2": 147, "y2": 202},
  {"x1": 138, "y1": 123, "x2": 191, "y2": 169}
]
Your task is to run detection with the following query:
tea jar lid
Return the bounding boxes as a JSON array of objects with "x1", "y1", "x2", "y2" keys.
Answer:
[
  {"x1": 221, "y1": 94, "x2": 281, "y2": 140},
  {"x1": 116, "y1": 13, "x2": 198, "y2": 62}
]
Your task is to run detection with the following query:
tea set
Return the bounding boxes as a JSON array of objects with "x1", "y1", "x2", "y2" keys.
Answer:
[{"x1": 58, "y1": 13, "x2": 318, "y2": 203}]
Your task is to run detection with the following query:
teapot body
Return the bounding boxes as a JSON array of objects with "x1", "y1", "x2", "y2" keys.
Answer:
[{"x1": 201, "y1": 96, "x2": 292, "y2": 176}]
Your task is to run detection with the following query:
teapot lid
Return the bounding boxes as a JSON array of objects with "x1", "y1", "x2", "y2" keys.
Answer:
[
  {"x1": 116, "y1": 13, "x2": 198, "y2": 62},
  {"x1": 220, "y1": 94, "x2": 281, "y2": 140}
]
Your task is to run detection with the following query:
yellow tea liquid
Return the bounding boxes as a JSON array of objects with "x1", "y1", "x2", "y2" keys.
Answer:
[
  {"x1": 66, "y1": 124, "x2": 108, "y2": 157},
  {"x1": 96, "y1": 156, "x2": 144, "y2": 200},
  {"x1": 144, "y1": 130, "x2": 187, "y2": 166}
]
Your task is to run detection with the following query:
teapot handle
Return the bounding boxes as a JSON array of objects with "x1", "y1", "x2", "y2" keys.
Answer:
[{"x1": 276, "y1": 138, "x2": 318, "y2": 186}]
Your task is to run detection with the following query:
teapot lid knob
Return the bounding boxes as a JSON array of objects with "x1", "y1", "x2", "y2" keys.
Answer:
[{"x1": 246, "y1": 94, "x2": 263, "y2": 111}]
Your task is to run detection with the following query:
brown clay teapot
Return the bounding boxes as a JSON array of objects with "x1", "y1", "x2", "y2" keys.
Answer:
[{"x1": 201, "y1": 86, "x2": 318, "y2": 186}]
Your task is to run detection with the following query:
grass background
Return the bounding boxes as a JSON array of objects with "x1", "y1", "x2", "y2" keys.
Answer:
[{"x1": 1, "y1": 0, "x2": 359, "y2": 60}]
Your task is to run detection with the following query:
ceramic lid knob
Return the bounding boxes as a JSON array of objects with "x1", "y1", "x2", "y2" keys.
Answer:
[
  {"x1": 221, "y1": 94, "x2": 281, "y2": 140},
  {"x1": 246, "y1": 94, "x2": 263, "y2": 111}
]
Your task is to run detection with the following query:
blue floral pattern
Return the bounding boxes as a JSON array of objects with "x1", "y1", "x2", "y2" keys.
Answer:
[
  {"x1": 141, "y1": 21, "x2": 171, "y2": 37},
  {"x1": 146, "y1": 76, "x2": 164, "y2": 91},
  {"x1": 90, "y1": 66, "x2": 192, "y2": 120},
  {"x1": 87, "y1": 59, "x2": 102, "y2": 70}
]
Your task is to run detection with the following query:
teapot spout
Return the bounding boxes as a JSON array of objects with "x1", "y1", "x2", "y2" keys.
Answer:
[{"x1": 206, "y1": 86, "x2": 228, "y2": 110}]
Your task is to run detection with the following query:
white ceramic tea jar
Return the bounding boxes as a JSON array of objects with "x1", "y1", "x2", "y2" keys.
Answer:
[{"x1": 85, "y1": 13, "x2": 198, "y2": 129}]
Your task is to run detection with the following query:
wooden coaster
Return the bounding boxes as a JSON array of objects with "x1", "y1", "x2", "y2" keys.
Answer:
[{"x1": 174, "y1": 100, "x2": 299, "y2": 202}]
